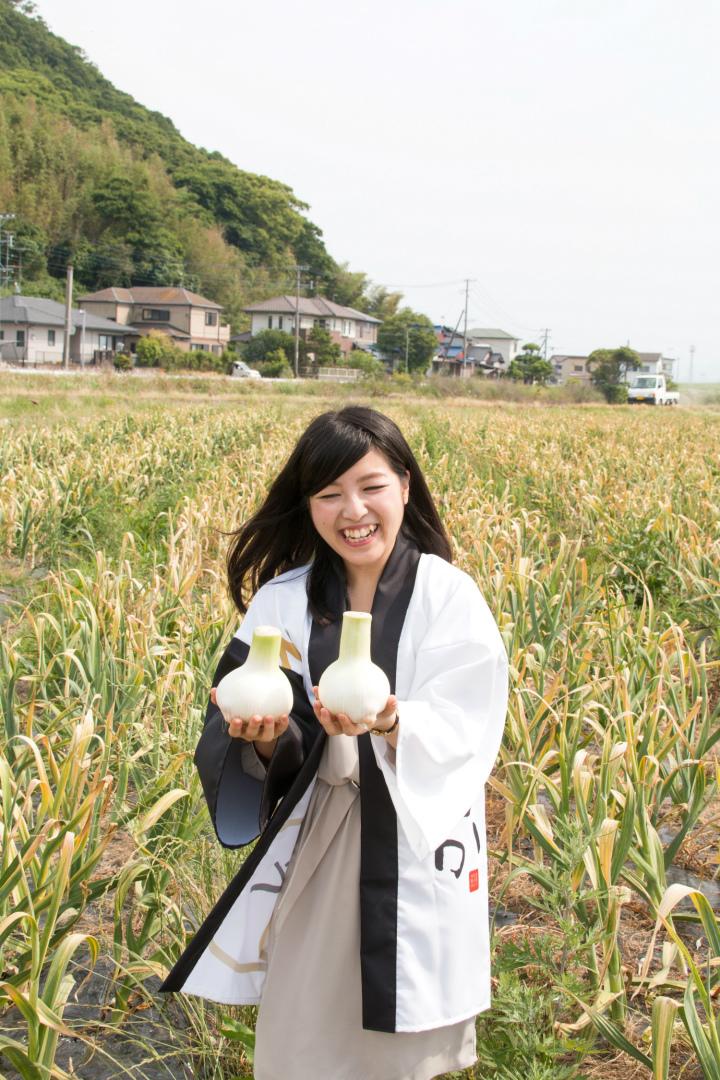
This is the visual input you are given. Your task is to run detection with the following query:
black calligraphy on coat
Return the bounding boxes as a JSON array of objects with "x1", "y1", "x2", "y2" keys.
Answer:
[{"x1": 434, "y1": 809, "x2": 482, "y2": 878}]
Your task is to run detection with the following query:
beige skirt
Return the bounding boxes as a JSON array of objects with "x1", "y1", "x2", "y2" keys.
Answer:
[{"x1": 253, "y1": 738, "x2": 477, "y2": 1080}]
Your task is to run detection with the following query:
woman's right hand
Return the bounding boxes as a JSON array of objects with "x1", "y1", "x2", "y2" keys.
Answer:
[{"x1": 210, "y1": 687, "x2": 289, "y2": 746}]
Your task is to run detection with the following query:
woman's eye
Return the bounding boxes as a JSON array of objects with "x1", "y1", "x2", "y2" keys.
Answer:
[
  {"x1": 318, "y1": 493, "x2": 339, "y2": 500},
  {"x1": 364, "y1": 485, "x2": 386, "y2": 492}
]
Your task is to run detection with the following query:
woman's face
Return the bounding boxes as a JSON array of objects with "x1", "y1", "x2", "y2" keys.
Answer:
[{"x1": 308, "y1": 448, "x2": 410, "y2": 578}]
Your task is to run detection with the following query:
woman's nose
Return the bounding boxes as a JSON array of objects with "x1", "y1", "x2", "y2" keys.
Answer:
[{"x1": 342, "y1": 492, "x2": 368, "y2": 519}]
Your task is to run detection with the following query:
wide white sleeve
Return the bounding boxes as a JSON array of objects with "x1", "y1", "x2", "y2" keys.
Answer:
[{"x1": 372, "y1": 575, "x2": 509, "y2": 861}]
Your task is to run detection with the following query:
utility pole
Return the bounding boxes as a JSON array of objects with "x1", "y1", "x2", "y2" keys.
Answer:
[
  {"x1": 63, "y1": 264, "x2": 74, "y2": 370},
  {"x1": 293, "y1": 264, "x2": 308, "y2": 379},
  {"x1": 6, "y1": 234, "x2": 14, "y2": 289},
  {"x1": 462, "y1": 279, "x2": 470, "y2": 373},
  {"x1": 0, "y1": 214, "x2": 15, "y2": 289},
  {"x1": 0, "y1": 214, "x2": 16, "y2": 362},
  {"x1": 540, "y1": 328, "x2": 551, "y2": 361},
  {"x1": 689, "y1": 344, "x2": 695, "y2": 384},
  {"x1": 79, "y1": 309, "x2": 86, "y2": 367}
]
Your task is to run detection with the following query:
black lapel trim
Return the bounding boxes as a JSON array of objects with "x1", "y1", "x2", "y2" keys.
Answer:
[
  {"x1": 308, "y1": 530, "x2": 421, "y2": 1030},
  {"x1": 308, "y1": 560, "x2": 345, "y2": 688},
  {"x1": 360, "y1": 530, "x2": 421, "y2": 1032},
  {"x1": 160, "y1": 729, "x2": 326, "y2": 993}
]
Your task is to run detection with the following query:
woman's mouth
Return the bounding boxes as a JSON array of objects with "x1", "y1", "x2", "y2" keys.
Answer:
[{"x1": 339, "y1": 523, "x2": 379, "y2": 548}]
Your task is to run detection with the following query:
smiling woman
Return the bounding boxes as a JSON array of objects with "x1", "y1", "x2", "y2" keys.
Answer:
[
  {"x1": 308, "y1": 451, "x2": 409, "y2": 612},
  {"x1": 160, "y1": 406, "x2": 509, "y2": 1080}
]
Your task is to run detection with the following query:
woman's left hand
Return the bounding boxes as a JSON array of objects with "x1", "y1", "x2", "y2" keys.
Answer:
[{"x1": 312, "y1": 685, "x2": 398, "y2": 736}]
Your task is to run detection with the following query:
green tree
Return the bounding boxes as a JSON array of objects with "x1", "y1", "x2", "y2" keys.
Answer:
[
  {"x1": 363, "y1": 285, "x2": 402, "y2": 321},
  {"x1": 324, "y1": 263, "x2": 369, "y2": 308},
  {"x1": 292, "y1": 220, "x2": 337, "y2": 291},
  {"x1": 76, "y1": 240, "x2": 134, "y2": 289},
  {"x1": 7, "y1": 218, "x2": 47, "y2": 279},
  {"x1": 134, "y1": 332, "x2": 178, "y2": 368},
  {"x1": 244, "y1": 330, "x2": 299, "y2": 365},
  {"x1": 0, "y1": 3, "x2": 342, "y2": 307},
  {"x1": 254, "y1": 347, "x2": 293, "y2": 378},
  {"x1": 346, "y1": 348, "x2": 385, "y2": 378},
  {"x1": 306, "y1": 325, "x2": 342, "y2": 366},
  {"x1": 586, "y1": 346, "x2": 641, "y2": 403},
  {"x1": 508, "y1": 343, "x2": 554, "y2": 385},
  {"x1": 377, "y1": 309, "x2": 436, "y2": 373}
]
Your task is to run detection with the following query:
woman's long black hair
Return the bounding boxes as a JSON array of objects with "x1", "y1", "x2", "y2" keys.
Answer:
[{"x1": 227, "y1": 405, "x2": 452, "y2": 622}]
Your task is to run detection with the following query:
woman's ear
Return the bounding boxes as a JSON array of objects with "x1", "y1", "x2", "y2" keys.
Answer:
[{"x1": 402, "y1": 469, "x2": 410, "y2": 504}]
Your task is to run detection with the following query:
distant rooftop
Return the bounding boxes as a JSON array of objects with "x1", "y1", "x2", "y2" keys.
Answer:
[
  {"x1": 245, "y1": 295, "x2": 381, "y2": 323},
  {"x1": 79, "y1": 286, "x2": 222, "y2": 309},
  {"x1": 0, "y1": 294, "x2": 137, "y2": 333},
  {"x1": 466, "y1": 328, "x2": 519, "y2": 341}
]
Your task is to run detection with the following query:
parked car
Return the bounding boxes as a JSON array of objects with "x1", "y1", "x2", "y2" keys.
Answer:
[
  {"x1": 627, "y1": 374, "x2": 678, "y2": 406},
  {"x1": 231, "y1": 359, "x2": 262, "y2": 380}
]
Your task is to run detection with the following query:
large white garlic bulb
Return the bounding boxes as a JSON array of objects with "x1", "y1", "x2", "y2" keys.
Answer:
[
  {"x1": 215, "y1": 626, "x2": 293, "y2": 719},
  {"x1": 318, "y1": 611, "x2": 390, "y2": 725}
]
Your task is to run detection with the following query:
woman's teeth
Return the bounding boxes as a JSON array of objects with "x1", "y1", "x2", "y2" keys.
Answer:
[{"x1": 341, "y1": 524, "x2": 379, "y2": 542}]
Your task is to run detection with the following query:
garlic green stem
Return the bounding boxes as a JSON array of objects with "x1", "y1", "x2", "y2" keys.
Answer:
[
  {"x1": 338, "y1": 612, "x2": 372, "y2": 662},
  {"x1": 246, "y1": 626, "x2": 282, "y2": 671}
]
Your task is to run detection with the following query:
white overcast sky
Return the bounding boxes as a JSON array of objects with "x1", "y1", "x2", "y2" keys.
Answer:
[{"x1": 32, "y1": 0, "x2": 720, "y2": 380}]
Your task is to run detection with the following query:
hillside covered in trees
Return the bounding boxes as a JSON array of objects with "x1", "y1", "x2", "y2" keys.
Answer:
[{"x1": 0, "y1": 0, "x2": 400, "y2": 329}]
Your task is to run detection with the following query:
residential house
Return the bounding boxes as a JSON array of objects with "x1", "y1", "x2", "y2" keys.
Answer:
[
  {"x1": 552, "y1": 355, "x2": 592, "y2": 384},
  {"x1": 0, "y1": 294, "x2": 135, "y2": 366},
  {"x1": 464, "y1": 328, "x2": 520, "y2": 368},
  {"x1": 634, "y1": 352, "x2": 677, "y2": 380},
  {"x1": 472, "y1": 347, "x2": 506, "y2": 376},
  {"x1": 244, "y1": 296, "x2": 380, "y2": 355},
  {"x1": 553, "y1": 351, "x2": 678, "y2": 385},
  {"x1": 431, "y1": 325, "x2": 470, "y2": 376},
  {"x1": 431, "y1": 325, "x2": 505, "y2": 377},
  {"x1": 78, "y1": 287, "x2": 230, "y2": 354}
]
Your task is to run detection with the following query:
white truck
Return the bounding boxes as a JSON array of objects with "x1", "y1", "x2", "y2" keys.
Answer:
[{"x1": 627, "y1": 374, "x2": 679, "y2": 406}]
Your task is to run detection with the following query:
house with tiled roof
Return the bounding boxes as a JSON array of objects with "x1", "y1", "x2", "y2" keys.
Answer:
[
  {"x1": 78, "y1": 287, "x2": 230, "y2": 355},
  {"x1": 244, "y1": 295, "x2": 381, "y2": 355},
  {"x1": 0, "y1": 295, "x2": 137, "y2": 366}
]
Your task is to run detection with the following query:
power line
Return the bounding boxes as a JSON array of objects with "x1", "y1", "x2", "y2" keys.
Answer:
[
  {"x1": 374, "y1": 278, "x2": 468, "y2": 290},
  {"x1": 0, "y1": 241, "x2": 482, "y2": 296},
  {"x1": 468, "y1": 282, "x2": 539, "y2": 335},
  {"x1": 1, "y1": 232, "x2": 550, "y2": 342}
]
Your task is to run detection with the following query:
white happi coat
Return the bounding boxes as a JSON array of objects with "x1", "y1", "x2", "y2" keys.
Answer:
[{"x1": 160, "y1": 533, "x2": 509, "y2": 1033}]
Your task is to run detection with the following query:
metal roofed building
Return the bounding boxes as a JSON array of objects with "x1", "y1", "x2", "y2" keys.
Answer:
[
  {"x1": 244, "y1": 295, "x2": 381, "y2": 354},
  {"x1": 0, "y1": 294, "x2": 137, "y2": 365},
  {"x1": 464, "y1": 328, "x2": 520, "y2": 368}
]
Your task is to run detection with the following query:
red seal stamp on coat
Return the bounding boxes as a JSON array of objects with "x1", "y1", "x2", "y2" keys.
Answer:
[{"x1": 468, "y1": 869, "x2": 479, "y2": 893}]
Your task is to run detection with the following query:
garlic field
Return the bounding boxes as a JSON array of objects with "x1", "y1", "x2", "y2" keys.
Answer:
[{"x1": 0, "y1": 386, "x2": 718, "y2": 1079}]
